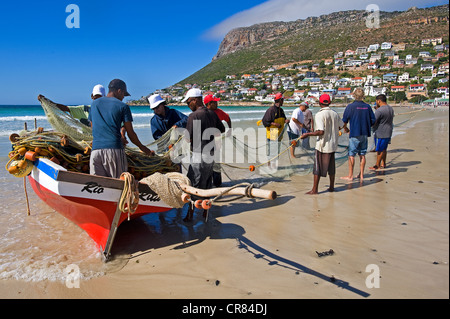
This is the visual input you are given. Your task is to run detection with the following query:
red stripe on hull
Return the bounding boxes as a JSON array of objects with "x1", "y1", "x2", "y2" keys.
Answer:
[{"x1": 28, "y1": 176, "x2": 172, "y2": 250}]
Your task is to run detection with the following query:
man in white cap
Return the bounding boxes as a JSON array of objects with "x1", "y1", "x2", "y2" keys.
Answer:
[
  {"x1": 38, "y1": 84, "x2": 106, "y2": 126},
  {"x1": 182, "y1": 88, "x2": 225, "y2": 222},
  {"x1": 149, "y1": 94, "x2": 188, "y2": 141}
]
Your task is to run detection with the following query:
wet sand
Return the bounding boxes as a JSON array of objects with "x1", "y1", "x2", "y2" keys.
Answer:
[{"x1": 0, "y1": 108, "x2": 448, "y2": 299}]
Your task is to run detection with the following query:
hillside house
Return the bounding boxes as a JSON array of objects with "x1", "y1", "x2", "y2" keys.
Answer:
[
  {"x1": 407, "y1": 84, "x2": 427, "y2": 99},
  {"x1": 381, "y1": 42, "x2": 392, "y2": 50},
  {"x1": 391, "y1": 85, "x2": 406, "y2": 92},
  {"x1": 370, "y1": 54, "x2": 382, "y2": 63},
  {"x1": 406, "y1": 58, "x2": 418, "y2": 65},
  {"x1": 380, "y1": 64, "x2": 391, "y2": 70},
  {"x1": 398, "y1": 72, "x2": 410, "y2": 83},
  {"x1": 356, "y1": 47, "x2": 367, "y2": 55},
  {"x1": 383, "y1": 73, "x2": 398, "y2": 83},
  {"x1": 345, "y1": 50, "x2": 355, "y2": 57},
  {"x1": 393, "y1": 59, "x2": 405, "y2": 68},
  {"x1": 351, "y1": 77, "x2": 365, "y2": 87},
  {"x1": 368, "y1": 44, "x2": 379, "y2": 52},
  {"x1": 421, "y1": 64, "x2": 434, "y2": 72},
  {"x1": 336, "y1": 87, "x2": 352, "y2": 98},
  {"x1": 419, "y1": 51, "x2": 431, "y2": 58},
  {"x1": 367, "y1": 62, "x2": 378, "y2": 70}
]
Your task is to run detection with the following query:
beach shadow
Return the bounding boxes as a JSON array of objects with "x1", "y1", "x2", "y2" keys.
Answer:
[
  {"x1": 388, "y1": 148, "x2": 415, "y2": 154},
  {"x1": 332, "y1": 177, "x2": 384, "y2": 192},
  {"x1": 110, "y1": 195, "x2": 294, "y2": 257},
  {"x1": 236, "y1": 236, "x2": 370, "y2": 298},
  {"x1": 111, "y1": 205, "x2": 370, "y2": 298}
]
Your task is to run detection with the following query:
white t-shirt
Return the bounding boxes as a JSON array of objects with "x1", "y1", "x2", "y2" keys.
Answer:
[
  {"x1": 288, "y1": 107, "x2": 304, "y2": 135},
  {"x1": 314, "y1": 107, "x2": 344, "y2": 153}
]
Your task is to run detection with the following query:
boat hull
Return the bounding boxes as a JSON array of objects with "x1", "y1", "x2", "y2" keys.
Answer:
[{"x1": 28, "y1": 158, "x2": 173, "y2": 253}]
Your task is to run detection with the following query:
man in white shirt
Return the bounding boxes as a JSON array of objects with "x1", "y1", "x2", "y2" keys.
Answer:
[
  {"x1": 300, "y1": 94, "x2": 344, "y2": 195},
  {"x1": 288, "y1": 102, "x2": 305, "y2": 158}
]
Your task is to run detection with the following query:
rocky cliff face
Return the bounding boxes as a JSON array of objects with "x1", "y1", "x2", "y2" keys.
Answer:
[
  {"x1": 212, "y1": 5, "x2": 449, "y2": 61},
  {"x1": 212, "y1": 10, "x2": 370, "y2": 60}
]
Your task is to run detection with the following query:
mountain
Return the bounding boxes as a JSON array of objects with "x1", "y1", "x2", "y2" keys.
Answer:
[{"x1": 177, "y1": 5, "x2": 449, "y2": 86}]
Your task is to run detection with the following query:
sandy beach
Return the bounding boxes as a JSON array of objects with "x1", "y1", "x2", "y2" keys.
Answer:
[{"x1": 0, "y1": 107, "x2": 448, "y2": 300}]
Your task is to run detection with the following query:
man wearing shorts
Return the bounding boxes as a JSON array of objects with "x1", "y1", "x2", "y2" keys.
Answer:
[
  {"x1": 301, "y1": 94, "x2": 344, "y2": 194},
  {"x1": 341, "y1": 88, "x2": 376, "y2": 181},
  {"x1": 288, "y1": 102, "x2": 305, "y2": 158},
  {"x1": 370, "y1": 94, "x2": 394, "y2": 170},
  {"x1": 89, "y1": 79, "x2": 153, "y2": 178}
]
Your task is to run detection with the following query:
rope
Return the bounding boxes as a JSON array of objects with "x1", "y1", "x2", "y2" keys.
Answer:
[
  {"x1": 118, "y1": 172, "x2": 140, "y2": 221},
  {"x1": 140, "y1": 172, "x2": 191, "y2": 208}
]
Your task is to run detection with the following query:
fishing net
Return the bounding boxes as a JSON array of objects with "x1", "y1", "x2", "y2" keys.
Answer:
[{"x1": 6, "y1": 97, "x2": 180, "y2": 177}]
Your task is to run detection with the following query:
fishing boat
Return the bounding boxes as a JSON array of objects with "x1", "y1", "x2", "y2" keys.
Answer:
[
  {"x1": 12, "y1": 156, "x2": 276, "y2": 262},
  {"x1": 27, "y1": 157, "x2": 174, "y2": 261}
]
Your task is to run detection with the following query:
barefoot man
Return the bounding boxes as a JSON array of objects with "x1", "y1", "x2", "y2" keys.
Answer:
[
  {"x1": 340, "y1": 88, "x2": 375, "y2": 182},
  {"x1": 370, "y1": 94, "x2": 394, "y2": 170},
  {"x1": 301, "y1": 94, "x2": 344, "y2": 194}
]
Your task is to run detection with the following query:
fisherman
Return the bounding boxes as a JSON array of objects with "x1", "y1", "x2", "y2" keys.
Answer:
[
  {"x1": 261, "y1": 92, "x2": 289, "y2": 169},
  {"x1": 301, "y1": 101, "x2": 314, "y2": 149},
  {"x1": 89, "y1": 79, "x2": 153, "y2": 178},
  {"x1": 287, "y1": 101, "x2": 305, "y2": 158},
  {"x1": 300, "y1": 94, "x2": 344, "y2": 194},
  {"x1": 370, "y1": 94, "x2": 394, "y2": 170},
  {"x1": 204, "y1": 94, "x2": 231, "y2": 187},
  {"x1": 340, "y1": 88, "x2": 376, "y2": 182},
  {"x1": 37, "y1": 84, "x2": 106, "y2": 126},
  {"x1": 149, "y1": 94, "x2": 188, "y2": 141},
  {"x1": 182, "y1": 88, "x2": 225, "y2": 222}
]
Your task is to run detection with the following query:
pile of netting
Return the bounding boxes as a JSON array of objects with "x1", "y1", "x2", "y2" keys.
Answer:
[{"x1": 6, "y1": 96, "x2": 180, "y2": 179}]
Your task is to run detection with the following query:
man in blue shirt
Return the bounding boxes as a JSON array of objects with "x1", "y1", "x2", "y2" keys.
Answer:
[
  {"x1": 149, "y1": 94, "x2": 188, "y2": 140},
  {"x1": 89, "y1": 79, "x2": 153, "y2": 178},
  {"x1": 340, "y1": 88, "x2": 376, "y2": 182}
]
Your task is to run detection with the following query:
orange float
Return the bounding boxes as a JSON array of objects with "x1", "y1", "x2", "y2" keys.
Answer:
[
  {"x1": 181, "y1": 193, "x2": 191, "y2": 203},
  {"x1": 249, "y1": 165, "x2": 256, "y2": 172},
  {"x1": 25, "y1": 151, "x2": 37, "y2": 162},
  {"x1": 194, "y1": 200, "x2": 203, "y2": 209},
  {"x1": 201, "y1": 200, "x2": 212, "y2": 210}
]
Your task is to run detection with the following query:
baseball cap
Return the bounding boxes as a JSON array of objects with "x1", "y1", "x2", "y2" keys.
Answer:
[
  {"x1": 204, "y1": 94, "x2": 220, "y2": 105},
  {"x1": 300, "y1": 101, "x2": 309, "y2": 108},
  {"x1": 148, "y1": 94, "x2": 166, "y2": 109},
  {"x1": 92, "y1": 84, "x2": 106, "y2": 97},
  {"x1": 319, "y1": 94, "x2": 331, "y2": 105},
  {"x1": 182, "y1": 88, "x2": 202, "y2": 103},
  {"x1": 108, "y1": 79, "x2": 131, "y2": 96},
  {"x1": 274, "y1": 93, "x2": 284, "y2": 100}
]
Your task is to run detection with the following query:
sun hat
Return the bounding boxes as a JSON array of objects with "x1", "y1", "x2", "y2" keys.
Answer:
[
  {"x1": 319, "y1": 94, "x2": 331, "y2": 105},
  {"x1": 92, "y1": 84, "x2": 106, "y2": 97},
  {"x1": 204, "y1": 94, "x2": 220, "y2": 105},
  {"x1": 108, "y1": 79, "x2": 131, "y2": 96},
  {"x1": 148, "y1": 94, "x2": 166, "y2": 109},
  {"x1": 182, "y1": 88, "x2": 202, "y2": 103}
]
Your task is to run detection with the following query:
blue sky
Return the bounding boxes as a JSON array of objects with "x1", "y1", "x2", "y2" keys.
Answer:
[{"x1": 0, "y1": 0, "x2": 447, "y2": 105}]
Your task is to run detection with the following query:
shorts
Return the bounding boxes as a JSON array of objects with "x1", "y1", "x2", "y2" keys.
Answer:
[
  {"x1": 288, "y1": 131, "x2": 300, "y2": 147},
  {"x1": 90, "y1": 148, "x2": 128, "y2": 179},
  {"x1": 375, "y1": 138, "x2": 391, "y2": 152},
  {"x1": 313, "y1": 150, "x2": 336, "y2": 177},
  {"x1": 348, "y1": 136, "x2": 368, "y2": 157}
]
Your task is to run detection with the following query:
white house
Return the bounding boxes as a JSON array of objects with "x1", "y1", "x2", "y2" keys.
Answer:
[
  {"x1": 381, "y1": 42, "x2": 392, "y2": 50},
  {"x1": 398, "y1": 72, "x2": 410, "y2": 83},
  {"x1": 368, "y1": 44, "x2": 380, "y2": 52}
]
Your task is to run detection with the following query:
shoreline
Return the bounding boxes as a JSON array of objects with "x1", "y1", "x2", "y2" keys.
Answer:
[{"x1": 0, "y1": 108, "x2": 448, "y2": 299}]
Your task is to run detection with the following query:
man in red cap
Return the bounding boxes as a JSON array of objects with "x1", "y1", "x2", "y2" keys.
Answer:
[
  {"x1": 204, "y1": 94, "x2": 232, "y2": 128},
  {"x1": 301, "y1": 94, "x2": 344, "y2": 194},
  {"x1": 261, "y1": 92, "x2": 289, "y2": 169},
  {"x1": 204, "y1": 94, "x2": 231, "y2": 187}
]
